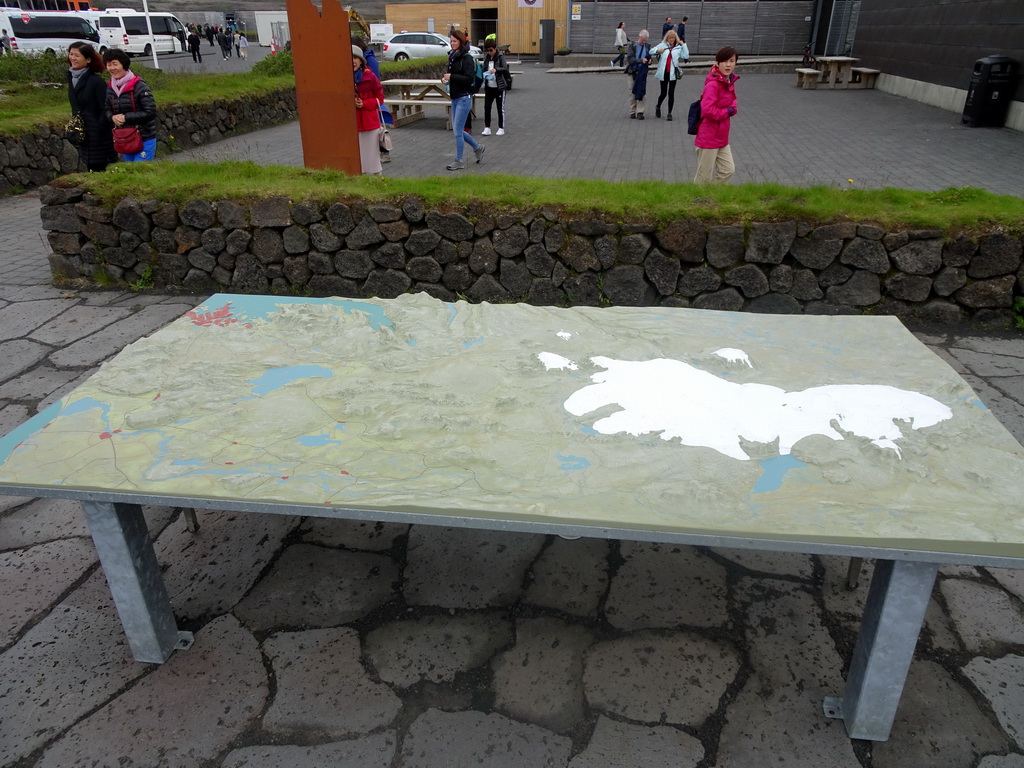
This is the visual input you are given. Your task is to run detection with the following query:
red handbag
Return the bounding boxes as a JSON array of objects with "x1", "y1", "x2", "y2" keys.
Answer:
[{"x1": 111, "y1": 90, "x2": 145, "y2": 155}]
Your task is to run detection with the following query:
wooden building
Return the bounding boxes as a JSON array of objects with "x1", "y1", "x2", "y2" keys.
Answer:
[{"x1": 385, "y1": 0, "x2": 570, "y2": 55}]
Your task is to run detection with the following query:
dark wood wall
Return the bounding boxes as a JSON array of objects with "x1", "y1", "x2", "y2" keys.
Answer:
[{"x1": 855, "y1": 0, "x2": 1023, "y2": 100}]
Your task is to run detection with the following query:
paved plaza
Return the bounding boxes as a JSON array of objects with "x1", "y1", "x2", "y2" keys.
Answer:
[{"x1": 1, "y1": 65, "x2": 1024, "y2": 768}]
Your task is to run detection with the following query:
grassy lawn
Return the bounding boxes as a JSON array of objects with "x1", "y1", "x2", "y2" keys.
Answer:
[
  {"x1": 68, "y1": 161, "x2": 1024, "y2": 232},
  {"x1": 0, "y1": 70, "x2": 295, "y2": 137},
  {"x1": 0, "y1": 52, "x2": 440, "y2": 138}
]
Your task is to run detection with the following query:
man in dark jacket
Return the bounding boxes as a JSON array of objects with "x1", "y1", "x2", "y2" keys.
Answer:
[{"x1": 187, "y1": 31, "x2": 203, "y2": 63}]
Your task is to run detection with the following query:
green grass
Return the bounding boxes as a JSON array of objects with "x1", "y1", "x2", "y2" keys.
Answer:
[
  {"x1": 0, "y1": 51, "x2": 438, "y2": 137},
  {"x1": 0, "y1": 60, "x2": 294, "y2": 137},
  {"x1": 66, "y1": 161, "x2": 1024, "y2": 232}
]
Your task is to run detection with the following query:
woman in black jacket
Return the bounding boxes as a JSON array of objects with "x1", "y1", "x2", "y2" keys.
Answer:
[
  {"x1": 440, "y1": 29, "x2": 484, "y2": 172},
  {"x1": 66, "y1": 42, "x2": 116, "y2": 172},
  {"x1": 103, "y1": 49, "x2": 159, "y2": 162}
]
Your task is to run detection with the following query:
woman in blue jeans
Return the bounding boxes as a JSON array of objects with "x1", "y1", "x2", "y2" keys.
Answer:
[{"x1": 442, "y1": 29, "x2": 485, "y2": 171}]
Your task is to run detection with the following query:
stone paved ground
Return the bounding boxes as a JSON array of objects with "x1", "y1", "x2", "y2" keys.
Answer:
[{"x1": 1, "y1": 66, "x2": 1024, "y2": 768}]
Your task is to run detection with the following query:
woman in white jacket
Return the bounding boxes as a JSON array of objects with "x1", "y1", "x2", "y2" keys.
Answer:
[
  {"x1": 651, "y1": 29, "x2": 688, "y2": 121},
  {"x1": 611, "y1": 22, "x2": 628, "y2": 68}
]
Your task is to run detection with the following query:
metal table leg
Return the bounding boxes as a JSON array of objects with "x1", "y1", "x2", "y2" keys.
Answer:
[
  {"x1": 823, "y1": 558, "x2": 938, "y2": 741},
  {"x1": 81, "y1": 501, "x2": 194, "y2": 663}
]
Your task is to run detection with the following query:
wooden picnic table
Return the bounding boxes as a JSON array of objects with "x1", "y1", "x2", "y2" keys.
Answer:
[
  {"x1": 381, "y1": 78, "x2": 484, "y2": 129},
  {"x1": 817, "y1": 56, "x2": 858, "y2": 89}
]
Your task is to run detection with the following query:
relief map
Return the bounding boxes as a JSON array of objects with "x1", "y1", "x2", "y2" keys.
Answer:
[{"x1": 1, "y1": 293, "x2": 1022, "y2": 556}]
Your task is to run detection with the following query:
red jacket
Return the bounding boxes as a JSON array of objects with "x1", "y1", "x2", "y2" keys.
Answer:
[
  {"x1": 695, "y1": 65, "x2": 739, "y2": 149},
  {"x1": 354, "y1": 67, "x2": 383, "y2": 132}
]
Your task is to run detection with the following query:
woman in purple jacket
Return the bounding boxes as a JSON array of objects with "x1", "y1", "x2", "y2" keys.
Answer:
[{"x1": 693, "y1": 47, "x2": 739, "y2": 184}]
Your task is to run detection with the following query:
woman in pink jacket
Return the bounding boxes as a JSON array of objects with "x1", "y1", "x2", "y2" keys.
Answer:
[{"x1": 694, "y1": 46, "x2": 739, "y2": 184}]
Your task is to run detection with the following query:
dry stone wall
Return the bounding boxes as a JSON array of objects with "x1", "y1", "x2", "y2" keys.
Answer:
[
  {"x1": 40, "y1": 184, "x2": 1024, "y2": 327},
  {"x1": 0, "y1": 88, "x2": 296, "y2": 196}
]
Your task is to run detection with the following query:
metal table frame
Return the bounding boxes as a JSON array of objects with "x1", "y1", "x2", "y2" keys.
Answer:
[{"x1": 7, "y1": 483, "x2": 1022, "y2": 743}]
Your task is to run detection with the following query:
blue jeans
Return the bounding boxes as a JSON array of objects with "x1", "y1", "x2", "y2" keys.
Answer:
[
  {"x1": 123, "y1": 138, "x2": 157, "y2": 162},
  {"x1": 451, "y1": 95, "x2": 479, "y2": 161}
]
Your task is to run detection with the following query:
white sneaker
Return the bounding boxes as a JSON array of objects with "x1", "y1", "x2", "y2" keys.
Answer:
[
  {"x1": 481, "y1": 127, "x2": 491, "y2": 136},
  {"x1": 496, "y1": 128, "x2": 505, "y2": 136}
]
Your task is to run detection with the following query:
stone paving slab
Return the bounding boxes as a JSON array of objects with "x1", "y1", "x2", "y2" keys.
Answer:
[
  {"x1": 35, "y1": 615, "x2": 268, "y2": 768},
  {"x1": 365, "y1": 613, "x2": 514, "y2": 687},
  {"x1": 398, "y1": 709, "x2": 573, "y2": 767},
  {"x1": 221, "y1": 732, "x2": 398, "y2": 768},
  {"x1": 47, "y1": 301, "x2": 195, "y2": 368},
  {"x1": 263, "y1": 628, "x2": 401, "y2": 739},
  {"x1": 0, "y1": 536, "x2": 95, "y2": 648},
  {"x1": 0, "y1": 299, "x2": 72, "y2": 341},
  {"x1": 568, "y1": 716, "x2": 705, "y2": 768},
  {"x1": 28, "y1": 303, "x2": 132, "y2": 345},
  {"x1": 234, "y1": 543, "x2": 400, "y2": 632}
]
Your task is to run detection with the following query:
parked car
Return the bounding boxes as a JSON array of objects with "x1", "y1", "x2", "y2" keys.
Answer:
[{"x1": 382, "y1": 31, "x2": 481, "y2": 62}]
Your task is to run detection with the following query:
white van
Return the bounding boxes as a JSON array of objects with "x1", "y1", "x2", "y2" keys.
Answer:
[
  {"x1": 2, "y1": 10, "x2": 99, "y2": 55},
  {"x1": 83, "y1": 8, "x2": 186, "y2": 56}
]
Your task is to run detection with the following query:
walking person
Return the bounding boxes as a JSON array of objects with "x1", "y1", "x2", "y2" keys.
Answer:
[
  {"x1": 233, "y1": 30, "x2": 241, "y2": 58},
  {"x1": 205, "y1": 25, "x2": 215, "y2": 48},
  {"x1": 441, "y1": 29, "x2": 484, "y2": 171},
  {"x1": 1, "y1": 29, "x2": 11, "y2": 55},
  {"x1": 218, "y1": 29, "x2": 231, "y2": 59},
  {"x1": 103, "y1": 49, "x2": 158, "y2": 163},
  {"x1": 611, "y1": 22, "x2": 627, "y2": 68},
  {"x1": 352, "y1": 45, "x2": 384, "y2": 176},
  {"x1": 651, "y1": 29, "x2": 686, "y2": 121},
  {"x1": 677, "y1": 16, "x2": 688, "y2": 43},
  {"x1": 625, "y1": 29, "x2": 651, "y2": 119},
  {"x1": 661, "y1": 17, "x2": 674, "y2": 38},
  {"x1": 694, "y1": 47, "x2": 740, "y2": 184},
  {"x1": 187, "y1": 29, "x2": 203, "y2": 63},
  {"x1": 66, "y1": 42, "x2": 116, "y2": 172},
  {"x1": 238, "y1": 33, "x2": 248, "y2": 60},
  {"x1": 481, "y1": 39, "x2": 509, "y2": 135}
]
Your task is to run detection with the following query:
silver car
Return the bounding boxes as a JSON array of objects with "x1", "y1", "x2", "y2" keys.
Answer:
[{"x1": 382, "y1": 32, "x2": 481, "y2": 62}]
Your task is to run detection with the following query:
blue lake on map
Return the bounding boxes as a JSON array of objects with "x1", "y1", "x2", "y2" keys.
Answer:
[{"x1": 248, "y1": 365, "x2": 334, "y2": 396}]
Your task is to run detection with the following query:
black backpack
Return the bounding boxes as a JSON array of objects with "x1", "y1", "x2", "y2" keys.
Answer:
[{"x1": 687, "y1": 99, "x2": 701, "y2": 135}]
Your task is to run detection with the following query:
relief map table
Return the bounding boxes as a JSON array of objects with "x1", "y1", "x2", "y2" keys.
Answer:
[{"x1": 1, "y1": 293, "x2": 1023, "y2": 742}]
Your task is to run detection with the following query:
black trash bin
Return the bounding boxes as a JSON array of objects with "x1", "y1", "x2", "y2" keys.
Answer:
[{"x1": 962, "y1": 55, "x2": 1019, "y2": 127}]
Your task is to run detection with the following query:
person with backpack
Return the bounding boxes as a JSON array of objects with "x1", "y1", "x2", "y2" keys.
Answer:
[
  {"x1": 481, "y1": 39, "x2": 510, "y2": 135},
  {"x1": 693, "y1": 46, "x2": 740, "y2": 183},
  {"x1": 625, "y1": 29, "x2": 652, "y2": 119},
  {"x1": 441, "y1": 29, "x2": 485, "y2": 171}
]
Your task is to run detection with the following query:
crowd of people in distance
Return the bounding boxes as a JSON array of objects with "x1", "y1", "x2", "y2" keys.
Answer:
[
  {"x1": 618, "y1": 21, "x2": 740, "y2": 184},
  {"x1": 183, "y1": 23, "x2": 248, "y2": 64},
  {"x1": 63, "y1": 20, "x2": 736, "y2": 183}
]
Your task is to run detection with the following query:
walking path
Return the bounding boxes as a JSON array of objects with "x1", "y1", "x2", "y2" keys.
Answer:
[{"x1": 1, "y1": 67, "x2": 1024, "y2": 768}]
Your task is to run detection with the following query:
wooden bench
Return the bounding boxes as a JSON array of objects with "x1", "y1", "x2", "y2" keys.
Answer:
[
  {"x1": 387, "y1": 94, "x2": 484, "y2": 129},
  {"x1": 850, "y1": 67, "x2": 880, "y2": 89},
  {"x1": 795, "y1": 67, "x2": 821, "y2": 89}
]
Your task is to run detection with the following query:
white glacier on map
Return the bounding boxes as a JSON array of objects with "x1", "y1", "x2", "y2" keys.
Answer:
[{"x1": 556, "y1": 354, "x2": 953, "y2": 461}]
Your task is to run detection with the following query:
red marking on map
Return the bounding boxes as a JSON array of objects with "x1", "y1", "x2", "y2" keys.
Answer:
[
  {"x1": 153, "y1": 394, "x2": 161, "y2": 400},
  {"x1": 185, "y1": 303, "x2": 241, "y2": 328},
  {"x1": 340, "y1": 470, "x2": 350, "y2": 475},
  {"x1": 281, "y1": 476, "x2": 289, "y2": 480},
  {"x1": 99, "y1": 432, "x2": 112, "y2": 440}
]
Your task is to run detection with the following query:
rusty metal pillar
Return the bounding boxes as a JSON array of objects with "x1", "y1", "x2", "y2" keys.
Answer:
[{"x1": 285, "y1": 0, "x2": 361, "y2": 175}]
